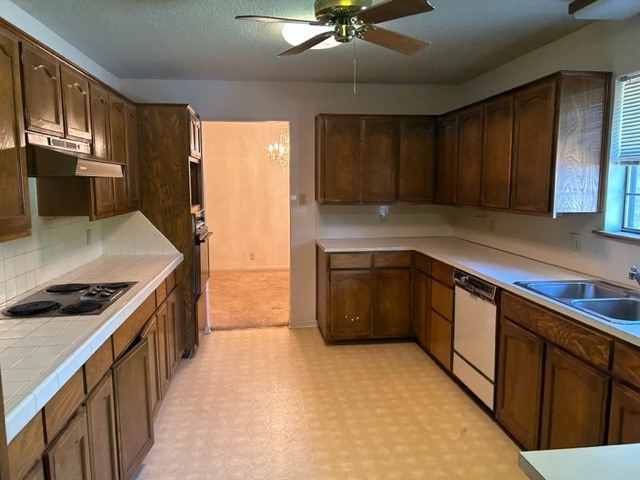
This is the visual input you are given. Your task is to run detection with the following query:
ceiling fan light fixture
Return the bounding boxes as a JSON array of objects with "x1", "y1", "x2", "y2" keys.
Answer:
[{"x1": 281, "y1": 23, "x2": 340, "y2": 49}]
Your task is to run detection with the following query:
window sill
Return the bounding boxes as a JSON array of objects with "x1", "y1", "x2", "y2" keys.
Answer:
[{"x1": 592, "y1": 229, "x2": 640, "y2": 244}]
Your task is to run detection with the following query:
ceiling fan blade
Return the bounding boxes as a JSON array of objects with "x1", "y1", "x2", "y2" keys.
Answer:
[
  {"x1": 235, "y1": 15, "x2": 321, "y2": 26},
  {"x1": 278, "y1": 31, "x2": 335, "y2": 56},
  {"x1": 355, "y1": 0, "x2": 434, "y2": 25},
  {"x1": 359, "y1": 26, "x2": 429, "y2": 55}
]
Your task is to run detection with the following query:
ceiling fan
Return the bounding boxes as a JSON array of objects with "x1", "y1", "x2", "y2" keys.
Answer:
[{"x1": 236, "y1": 0, "x2": 434, "y2": 57}]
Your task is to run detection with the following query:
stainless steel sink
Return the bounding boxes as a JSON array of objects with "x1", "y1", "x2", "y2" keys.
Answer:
[
  {"x1": 515, "y1": 281, "x2": 624, "y2": 300},
  {"x1": 571, "y1": 298, "x2": 640, "y2": 322},
  {"x1": 515, "y1": 280, "x2": 640, "y2": 323}
]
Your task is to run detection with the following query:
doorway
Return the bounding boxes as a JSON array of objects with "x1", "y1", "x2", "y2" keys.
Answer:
[{"x1": 202, "y1": 121, "x2": 290, "y2": 330}]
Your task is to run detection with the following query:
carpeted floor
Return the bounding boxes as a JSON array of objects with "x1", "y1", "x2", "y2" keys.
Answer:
[{"x1": 208, "y1": 269, "x2": 290, "y2": 330}]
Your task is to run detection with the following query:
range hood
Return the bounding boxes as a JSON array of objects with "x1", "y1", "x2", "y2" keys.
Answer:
[{"x1": 26, "y1": 132, "x2": 124, "y2": 178}]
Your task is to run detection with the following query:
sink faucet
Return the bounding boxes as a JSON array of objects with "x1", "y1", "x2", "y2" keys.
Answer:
[{"x1": 629, "y1": 266, "x2": 640, "y2": 286}]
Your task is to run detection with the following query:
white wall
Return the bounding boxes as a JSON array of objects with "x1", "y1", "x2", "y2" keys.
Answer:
[
  {"x1": 451, "y1": 14, "x2": 640, "y2": 289},
  {"x1": 120, "y1": 79, "x2": 459, "y2": 326}
]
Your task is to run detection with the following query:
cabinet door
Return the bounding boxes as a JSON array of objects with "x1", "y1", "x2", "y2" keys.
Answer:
[
  {"x1": 166, "y1": 290, "x2": 181, "y2": 376},
  {"x1": 495, "y1": 318, "x2": 544, "y2": 450},
  {"x1": 455, "y1": 107, "x2": 483, "y2": 207},
  {"x1": 156, "y1": 302, "x2": 170, "y2": 397},
  {"x1": 86, "y1": 373, "x2": 118, "y2": 480},
  {"x1": 90, "y1": 83, "x2": 110, "y2": 161},
  {"x1": 361, "y1": 118, "x2": 397, "y2": 203},
  {"x1": 412, "y1": 269, "x2": 431, "y2": 349},
  {"x1": 124, "y1": 102, "x2": 140, "y2": 210},
  {"x1": 60, "y1": 66, "x2": 91, "y2": 141},
  {"x1": 511, "y1": 80, "x2": 556, "y2": 214},
  {"x1": 434, "y1": 114, "x2": 457, "y2": 204},
  {"x1": 330, "y1": 270, "x2": 372, "y2": 339},
  {"x1": 21, "y1": 43, "x2": 64, "y2": 136},
  {"x1": 0, "y1": 28, "x2": 31, "y2": 241},
  {"x1": 397, "y1": 118, "x2": 436, "y2": 202},
  {"x1": 373, "y1": 268, "x2": 411, "y2": 337},
  {"x1": 141, "y1": 316, "x2": 162, "y2": 419},
  {"x1": 317, "y1": 116, "x2": 361, "y2": 203},
  {"x1": 608, "y1": 381, "x2": 640, "y2": 445},
  {"x1": 112, "y1": 338, "x2": 154, "y2": 480},
  {"x1": 429, "y1": 311, "x2": 452, "y2": 370},
  {"x1": 540, "y1": 345, "x2": 608, "y2": 449},
  {"x1": 22, "y1": 460, "x2": 45, "y2": 480},
  {"x1": 481, "y1": 95, "x2": 513, "y2": 209},
  {"x1": 110, "y1": 94, "x2": 128, "y2": 213},
  {"x1": 44, "y1": 408, "x2": 92, "y2": 480}
]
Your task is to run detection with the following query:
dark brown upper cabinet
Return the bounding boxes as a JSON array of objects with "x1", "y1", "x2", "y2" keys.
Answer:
[
  {"x1": 124, "y1": 101, "x2": 140, "y2": 211},
  {"x1": 398, "y1": 117, "x2": 436, "y2": 203},
  {"x1": 455, "y1": 106, "x2": 483, "y2": 207},
  {"x1": 188, "y1": 109, "x2": 202, "y2": 159},
  {"x1": 316, "y1": 114, "x2": 436, "y2": 205},
  {"x1": 480, "y1": 95, "x2": 514, "y2": 210},
  {"x1": 0, "y1": 27, "x2": 31, "y2": 242},
  {"x1": 60, "y1": 65, "x2": 92, "y2": 141},
  {"x1": 20, "y1": 42, "x2": 64, "y2": 137},
  {"x1": 110, "y1": 94, "x2": 128, "y2": 213},
  {"x1": 434, "y1": 113, "x2": 458, "y2": 205}
]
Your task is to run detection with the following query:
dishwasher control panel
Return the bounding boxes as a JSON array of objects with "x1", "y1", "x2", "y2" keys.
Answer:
[{"x1": 453, "y1": 270, "x2": 497, "y2": 303}]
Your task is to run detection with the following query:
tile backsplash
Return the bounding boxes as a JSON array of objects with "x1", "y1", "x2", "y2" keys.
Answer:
[{"x1": 0, "y1": 179, "x2": 177, "y2": 307}]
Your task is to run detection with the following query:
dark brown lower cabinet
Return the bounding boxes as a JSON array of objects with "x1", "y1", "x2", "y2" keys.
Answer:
[
  {"x1": 22, "y1": 460, "x2": 45, "y2": 480},
  {"x1": 330, "y1": 270, "x2": 372, "y2": 340},
  {"x1": 608, "y1": 381, "x2": 640, "y2": 444},
  {"x1": 429, "y1": 311, "x2": 452, "y2": 370},
  {"x1": 156, "y1": 302, "x2": 171, "y2": 397},
  {"x1": 496, "y1": 318, "x2": 544, "y2": 450},
  {"x1": 412, "y1": 269, "x2": 430, "y2": 349},
  {"x1": 86, "y1": 373, "x2": 118, "y2": 480},
  {"x1": 142, "y1": 316, "x2": 162, "y2": 418},
  {"x1": 44, "y1": 408, "x2": 92, "y2": 480},
  {"x1": 373, "y1": 268, "x2": 411, "y2": 337},
  {"x1": 540, "y1": 345, "x2": 609, "y2": 449},
  {"x1": 113, "y1": 338, "x2": 153, "y2": 480},
  {"x1": 166, "y1": 290, "x2": 181, "y2": 377}
]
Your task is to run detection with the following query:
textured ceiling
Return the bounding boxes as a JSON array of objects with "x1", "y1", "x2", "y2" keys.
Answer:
[{"x1": 8, "y1": 0, "x2": 592, "y2": 84}]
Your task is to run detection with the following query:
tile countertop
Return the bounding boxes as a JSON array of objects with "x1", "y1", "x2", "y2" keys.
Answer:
[
  {"x1": 0, "y1": 253, "x2": 183, "y2": 443},
  {"x1": 316, "y1": 237, "x2": 640, "y2": 347}
]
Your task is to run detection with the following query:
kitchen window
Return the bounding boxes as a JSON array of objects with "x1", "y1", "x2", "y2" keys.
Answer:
[{"x1": 602, "y1": 72, "x2": 640, "y2": 237}]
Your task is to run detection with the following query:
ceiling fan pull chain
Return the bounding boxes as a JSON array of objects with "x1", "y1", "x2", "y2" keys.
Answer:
[{"x1": 353, "y1": 36, "x2": 357, "y2": 95}]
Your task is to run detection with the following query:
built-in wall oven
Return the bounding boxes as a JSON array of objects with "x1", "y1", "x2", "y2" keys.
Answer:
[
  {"x1": 452, "y1": 270, "x2": 498, "y2": 411},
  {"x1": 193, "y1": 210, "x2": 211, "y2": 334}
]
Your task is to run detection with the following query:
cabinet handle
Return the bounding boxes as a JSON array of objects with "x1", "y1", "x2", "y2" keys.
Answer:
[
  {"x1": 31, "y1": 64, "x2": 57, "y2": 80},
  {"x1": 67, "y1": 82, "x2": 88, "y2": 95}
]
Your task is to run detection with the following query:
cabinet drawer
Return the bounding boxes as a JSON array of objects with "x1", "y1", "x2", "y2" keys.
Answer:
[
  {"x1": 412, "y1": 253, "x2": 432, "y2": 275},
  {"x1": 112, "y1": 293, "x2": 156, "y2": 358},
  {"x1": 373, "y1": 251, "x2": 412, "y2": 268},
  {"x1": 165, "y1": 270, "x2": 176, "y2": 293},
  {"x1": 329, "y1": 253, "x2": 372, "y2": 269},
  {"x1": 84, "y1": 338, "x2": 114, "y2": 394},
  {"x1": 44, "y1": 369, "x2": 84, "y2": 443},
  {"x1": 431, "y1": 280, "x2": 453, "y2": 321},
  {"x1": 8, "y1": 412, "x2": 44, "y2": 480},
  {"x1": 155, "y1": 279, "x2": 168, "y2": 305},
  {"x1": 431, "y1": 260, "x2": 454, "y2": 287},
  {"x1": 613, "y1": 342, "x2": 640, "y2": 388},
  {"x1": 502, "y1": 293, "x2": 611, "y2": 370}
]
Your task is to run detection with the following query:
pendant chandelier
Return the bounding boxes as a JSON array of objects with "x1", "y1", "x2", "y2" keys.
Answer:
[{"x1": 267, "y1": 129, "x2": 289, "y2": 170}]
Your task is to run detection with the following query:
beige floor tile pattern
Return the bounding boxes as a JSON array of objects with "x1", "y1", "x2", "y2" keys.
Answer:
[
  {"x1": 134, "y1": 328, "x2": 527, "y2": 480},
  {"x1": 209, "y1": 270, "x2": 290, "y2": 330}
]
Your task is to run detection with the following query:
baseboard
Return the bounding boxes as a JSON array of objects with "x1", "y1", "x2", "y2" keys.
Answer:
[
  {"x1": 289, "y1": 319, "x2": 319, "y2": 329},
  {"x1": 211, "y1": 267, "x2": 290, "y2": 272}
]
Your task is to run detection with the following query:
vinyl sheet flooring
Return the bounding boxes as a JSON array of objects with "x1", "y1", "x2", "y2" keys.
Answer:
[{"x1": 133, "y1": 327, "x2": 526, "y2": 479}]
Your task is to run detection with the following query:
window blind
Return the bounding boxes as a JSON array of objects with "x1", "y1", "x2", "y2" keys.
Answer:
[{"x1": 617, "y1": 74, "x2": 640, "y2": 165}]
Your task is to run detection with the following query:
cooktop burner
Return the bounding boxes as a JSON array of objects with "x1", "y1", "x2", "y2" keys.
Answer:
[{"x1": 2, "y1": 281, "x2": 136, "y2": 318}]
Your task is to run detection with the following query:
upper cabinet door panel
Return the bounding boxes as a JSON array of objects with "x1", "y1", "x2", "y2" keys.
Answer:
[
  {"x1": 362, "y1": 118, "x2": 398, "y2": 203},
  {"x1": 0, "y1": 28, "x2": 30, "y2": 241},
  {"x1": 110, "y1": 94, "x2": 128, "y2": 212},
  {"x1": 21, "y1": 43, "x2": 64, "y2": 136},
  {"x1": 125, "y1": 102, "x2": 140, "y2": 210},
  {"x1": 511, "y1": 80, "x2": 556, "y2": 214},
  {"x1": 455, "y1": 107, "x2": 483, "y2": 207},
  {"x1": 90, "y1": 82, "x2": 110, "y2": 161},
  {"x1": 481, "y1": 95, "x2": 514, "y2": 210},
  {"x1": 318, "y1": 116, "x2": 362, "y2": 203},
  {"x1": 434, "y1": 114, "x2": 458, "y2": 205},
  {"x1": 61, "y1": 65, "x2": 92, "y2": 141},
  {"x1": 398, "y1": 118, "x2": 436, "y2": 202}
]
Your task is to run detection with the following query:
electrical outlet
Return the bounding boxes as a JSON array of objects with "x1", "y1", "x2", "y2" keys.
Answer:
[
  {"x1": 379, "y1": 205, "x2": 389, "y2": 224},
  {"x1": 487, "y1": 219, "x2": 495, "y2": 232},
  {"x1": 569, "y1": 232, "x2": 582, "y2": 252},
  {"x1": 250, "y1": 253, "x2": 255, "y2": 260}
]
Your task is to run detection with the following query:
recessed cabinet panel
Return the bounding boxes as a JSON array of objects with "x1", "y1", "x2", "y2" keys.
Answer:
[
  {"x1": 60, "y1": 66, "x2": 92, "y2": 141},
  {"x1": 412, "y1": 269, "x2": 431, "y2": 349},
  {"x1": 456, "y1": 107, "x2": 483, "y2": 207},
  {"x1": 0, "y1": 28, "x2": 30, "y2": 241},
  {"x1": 90, "y1": 83, "x2": 110, "y2": 161},
  {"x1": 434, "y1": 114, "x2": 457, "y2": 205},
  {"x1": 398, "y1": 118, "x2": 436, "y2": 202},
  {"x1": 373, "y1": 268, "x2": 411, "y2": 337},
  {"x1": 110, "y1": 94, "x2": 128, "y2": 213},
  {"x1": 362, "y1": 118, "x2": 397, "y2": 203},
  {"x1": 481, "y1": 95, "x2": 514, "y2": 209},
  {"x1": 86, "y1": 373, "x2": 118, "y2": 480},
  {"x1": 429, "y1": 311, "x2": 452, "y2": 370},
  {"x1": 124, "y1": 102, "x2": 140, "y2": 210},
  {"x1": 21, "y1": 43, "x2": 64, "y2": 136},
  {"x1": 44, "y1": 408, "x2": 92, "y2": 480},
  {"x1": 609, "y1": 381, "x2": 640, "y2": 445},
  {"x1": 330, "y1": 270, "x2": 372, "y2": 339}
]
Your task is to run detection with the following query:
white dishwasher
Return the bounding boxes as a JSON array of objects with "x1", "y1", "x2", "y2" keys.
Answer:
[{"x1": 452, "y1": 270, "x2": 498, "y2": 411}]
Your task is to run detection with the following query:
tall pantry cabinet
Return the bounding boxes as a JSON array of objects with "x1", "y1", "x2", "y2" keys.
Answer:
[{"x1": 136, "y1": 104, "x2": 203, "y2": 356}]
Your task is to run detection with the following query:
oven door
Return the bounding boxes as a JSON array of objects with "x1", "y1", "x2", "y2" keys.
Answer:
[{"x1": 194, "y1": 228, "x2": 212, "y2": 296}]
